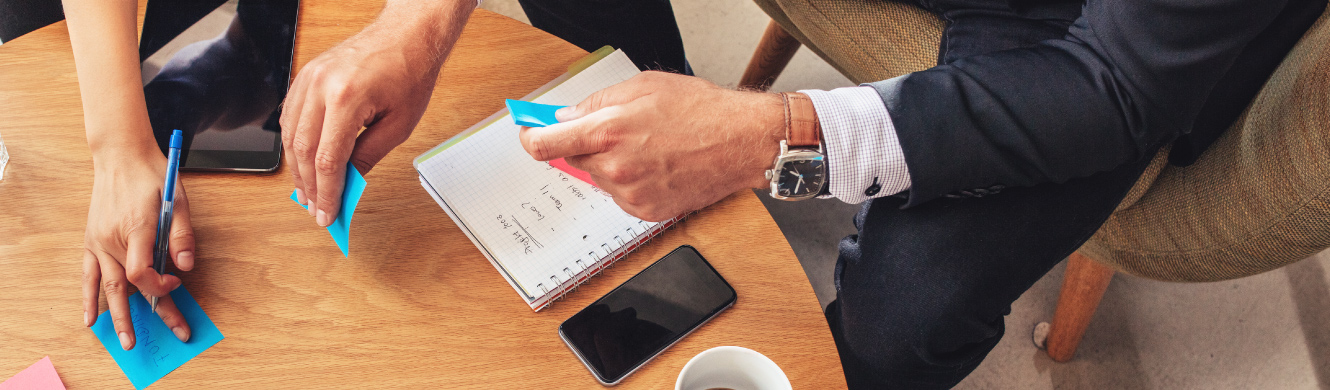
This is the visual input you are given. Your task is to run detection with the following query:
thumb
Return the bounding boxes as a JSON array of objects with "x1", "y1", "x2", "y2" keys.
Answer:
[
  {"x1": 125, "y1": 227, "x2": 181, "y2": 298},
  {"x1": 348, "y1": 113, "x2": 416, "y2": 175},
  {"x1": 168, "y1": 184, "x2": 196, "y2": 272},
  {"x1": 555, "y1": 72, "x2": 659, "y2": 122}
]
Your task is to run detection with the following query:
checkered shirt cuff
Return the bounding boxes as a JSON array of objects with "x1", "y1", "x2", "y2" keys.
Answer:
[{"x1": 800, "y1": 86, "x2": 911, "y2": 204}]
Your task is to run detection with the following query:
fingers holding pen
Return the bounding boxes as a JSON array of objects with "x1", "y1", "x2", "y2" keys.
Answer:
[
  {"x1": 82, "y1": 250, "x2": 101, "y2": 328},
  {"x1": 153, "y1": 294, "x2": 191, "y2": 342},
  {"x1": 97, "y1": 251, "x2": 136, "y2": 350},
  {"x1": 169, "y1": 184, "x2": 196, "y2": 272},
  {"x1": 123, "y1": 227, "x2": 181, "y2": 299}
]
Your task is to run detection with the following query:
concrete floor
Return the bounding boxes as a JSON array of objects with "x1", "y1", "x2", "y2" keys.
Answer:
[{"x1": 482, "y1": 1, "x2": 1330, "y2": 388}]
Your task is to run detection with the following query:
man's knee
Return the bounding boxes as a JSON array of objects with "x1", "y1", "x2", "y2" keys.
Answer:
[
  {"x1": 840, "y1": 286, "x2": 1002, "y2": 363},
  {"x1": 830, "y1": 210, "x2": 1010, "y2": 387},
  {"x1": 828, "y1": 286, "x2": 1004, "y2": 388}
]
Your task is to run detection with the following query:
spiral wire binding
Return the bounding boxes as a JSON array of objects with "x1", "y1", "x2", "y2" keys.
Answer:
[{"x1": 534, "y1": 213, "x2": 689, "y2": 311}]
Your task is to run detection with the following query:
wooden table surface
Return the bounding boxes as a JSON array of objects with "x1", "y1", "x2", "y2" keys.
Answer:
[{"x1": 0, "y1": 3, "x2": 844, "y2": 388}]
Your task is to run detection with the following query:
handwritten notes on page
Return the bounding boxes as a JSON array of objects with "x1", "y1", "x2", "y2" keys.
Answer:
[
  {"x1": 417, "y1": 50, "x2": 657, "y2": 304},
  {"x1": 0, "y1": 356, "x2": 65, "y2": 390},
  {"x1": 291, "y1": 163, "x2": 367, "y2": 256},
  {"x1": 92, "y1": 286, "x2": 223, "y2": 390},
  {"x1": 505, "y1": 99, "x2": 598, "y2": 188}
]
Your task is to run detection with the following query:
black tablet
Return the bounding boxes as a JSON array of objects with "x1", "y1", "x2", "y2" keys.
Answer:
[{"x1": 139, "y1": 0, "x2": 299, "y2": 172}]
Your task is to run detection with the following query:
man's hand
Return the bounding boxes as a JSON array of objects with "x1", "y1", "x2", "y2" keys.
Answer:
[
  {"x1": 518, "y1": 72, "x2": 786, "y2": 221},
  {"x1": 281, "y1": 1, "x2": 472, "y2": 227},
  {"x1": 84, "y1": 149, "x2": 195, "y2": 350}
]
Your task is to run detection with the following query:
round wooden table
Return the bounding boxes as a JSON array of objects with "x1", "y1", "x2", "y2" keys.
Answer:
[{"x1": 0, "y1": 2, "x2": 845, "y2": 388}]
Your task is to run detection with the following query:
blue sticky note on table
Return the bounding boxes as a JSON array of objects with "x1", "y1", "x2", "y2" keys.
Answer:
[
  {"x1": 92, "y1": 286, "x2": 223, "y2": 390},
  {"x1": 506, "y1": 99, "x2": 566, "y2": 127},
  {"x1": 291, "y1": 163, "x2": 366, "y2": 257}
]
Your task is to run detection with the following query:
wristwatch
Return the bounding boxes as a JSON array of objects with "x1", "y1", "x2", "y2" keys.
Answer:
[{"x1": 765, "y1": 92, "x2": 827, "y2": 201}]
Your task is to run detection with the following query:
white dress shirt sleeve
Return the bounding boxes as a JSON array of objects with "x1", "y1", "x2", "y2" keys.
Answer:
[{"x1": 799, "y1": 85, "x2": 911, "y2": 204}]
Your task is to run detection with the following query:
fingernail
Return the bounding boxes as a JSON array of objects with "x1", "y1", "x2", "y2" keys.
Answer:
[
  {"x1": 118, "y1": 332, "x2": 133, "y2": 350},
  {"x1": 173, "y1": 326, "x2": 190, "y2": 342},
  {"x1": 555, "y1": 106, "x2": 574, "y2": 120},
  {"x1": 295, "y1": 188, "x2": 305, "y2": 204},
  {"x1": 178, "y1": 250, "x2": 195, "y2": 269},
  {"x1": 308, "y1": 200, "x2": 317, "y2": 216},
  {"x1": 316, "y1": 210, "x2": 330, "y2": 226},
  {"x1": 85, "y1": 311, "x2": 93, "y2": 327}
]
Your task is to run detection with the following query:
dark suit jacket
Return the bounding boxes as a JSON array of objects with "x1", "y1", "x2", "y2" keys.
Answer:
[{"x1": 871, "y1": 0, "x2": 1326, "y2": 207}]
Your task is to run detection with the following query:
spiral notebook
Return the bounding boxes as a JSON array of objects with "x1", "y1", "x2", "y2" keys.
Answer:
[{"x1": 413, "y1": 48, "x2": 679, "y2": 311}]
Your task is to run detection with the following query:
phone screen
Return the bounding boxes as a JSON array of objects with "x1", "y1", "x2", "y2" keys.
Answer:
[{"x1": 559, "y1": 245, "x2": 736, "y2": 385}]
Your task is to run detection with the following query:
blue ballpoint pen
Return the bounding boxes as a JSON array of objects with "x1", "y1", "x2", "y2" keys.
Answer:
[{"x1": 150, "y1": 130, "x2": 183, "y2": 313}]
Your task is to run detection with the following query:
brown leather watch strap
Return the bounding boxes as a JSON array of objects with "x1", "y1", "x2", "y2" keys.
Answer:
[{"x1": 781, "y1": 92, "x2": 822, "y2": 147}]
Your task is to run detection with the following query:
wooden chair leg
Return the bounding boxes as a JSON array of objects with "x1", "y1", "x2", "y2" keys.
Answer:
[
  {"x1": 738, "y1": 20, "x2": 802, "y2": 91},
  {"x1": 1041, "y1": 252, "x2": 1115, "y2": 362}
]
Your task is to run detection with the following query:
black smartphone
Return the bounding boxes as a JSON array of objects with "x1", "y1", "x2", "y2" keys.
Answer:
[
  {"x1": 139, "y1": 0, "x2": 299, "y2": 172},
  {"x1": 559, "y1": 245, "x2": 737, "y2": 386}
]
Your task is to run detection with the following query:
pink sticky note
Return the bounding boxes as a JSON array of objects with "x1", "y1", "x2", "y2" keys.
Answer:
[
  {"x1": 550, "y1": 158, "x2": 598, "y2": 188},
  {"x1": 0, "y1": 356, "x2": 66, "y2": 390}
]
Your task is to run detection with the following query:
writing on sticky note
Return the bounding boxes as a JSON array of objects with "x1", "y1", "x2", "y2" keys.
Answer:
[
  {"x1": 291, "y1": 163, "x2": 366, "y2": 256},
  {"x1": 1, "y1": 356, "x2": 65, "y2": 390},
  {"x1": 92, "y1": 286, "x2": 223, "y2": 390},
  {"x1": 506, "y1": 99, "x2": 598, "y2": 188}
]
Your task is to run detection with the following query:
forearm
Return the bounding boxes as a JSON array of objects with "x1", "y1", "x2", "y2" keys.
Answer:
[
  {"x1": 62, "y1": 0, "x2": 157, "y2": 164},
  {"x1": 371, "y1": 0, "x2": 476, "y2": 71}
]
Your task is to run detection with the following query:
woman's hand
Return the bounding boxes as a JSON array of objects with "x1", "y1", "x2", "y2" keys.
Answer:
[
  {"x1": 62, "y1": 0, "x2": 200, "y2": 350},
  {"x1": 83, "y1": 148, "x2": 196, "y2": 350}
]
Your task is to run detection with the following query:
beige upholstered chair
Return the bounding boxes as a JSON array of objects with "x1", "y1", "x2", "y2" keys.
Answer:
[{"x1": 741, "y1": 0, "x2": 1330, "y2": 362}]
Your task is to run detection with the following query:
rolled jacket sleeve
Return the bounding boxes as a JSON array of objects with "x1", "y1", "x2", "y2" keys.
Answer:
[{"x1": 801, "y1": 86, "x2": 912, "y2": 204}]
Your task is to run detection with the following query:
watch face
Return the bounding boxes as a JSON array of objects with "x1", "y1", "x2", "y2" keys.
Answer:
[{"x1": 776, "y1": 158, "x2": 825, "y2": 198}]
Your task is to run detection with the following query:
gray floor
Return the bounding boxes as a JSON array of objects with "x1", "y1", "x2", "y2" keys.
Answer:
[{"x1": 482, "y1": 1, "x2": 1330, "y2": 388}]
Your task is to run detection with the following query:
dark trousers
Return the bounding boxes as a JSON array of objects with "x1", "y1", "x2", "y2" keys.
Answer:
[
  {"x1": 516, "y1": 0, "x2": 692, "y2": 74},
  {"x1": 827, "y1": 0, "x2": 1320, "y2": 386},
  {"x1": 825, "y1": 1, "x2": 1124, "y2": 388},
  {"x1": 516, "y1": 0, "x2": 1311, "y2": 388}
]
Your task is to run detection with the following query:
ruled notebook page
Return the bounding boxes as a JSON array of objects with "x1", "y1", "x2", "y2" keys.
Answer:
[{"x1": 418, "y1": 50, "x2": 656, "y2": 301}]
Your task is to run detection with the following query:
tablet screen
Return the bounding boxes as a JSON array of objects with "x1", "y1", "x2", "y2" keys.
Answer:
[{"x1": 140, "y1": 0, "x2": 298, "y2": 171}]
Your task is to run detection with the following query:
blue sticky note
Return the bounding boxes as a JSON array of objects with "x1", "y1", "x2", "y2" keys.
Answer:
[
  {"x1": 505, "y1": 99, "x2": 566, "y2": 127},
  {"x1": 92, "y1": 286, "x2": 223, "y2": 390},
  {"x1": 291, "y1": 161, "x2": 364, "y2": 255},
  {"x1": 291, "y1": 163, "x2": 365, "y2": 257}
]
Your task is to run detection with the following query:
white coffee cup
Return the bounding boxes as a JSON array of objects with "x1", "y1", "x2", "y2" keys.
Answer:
[{"x1": 675, "y1": 346, "x2": 792, "y2": 390}]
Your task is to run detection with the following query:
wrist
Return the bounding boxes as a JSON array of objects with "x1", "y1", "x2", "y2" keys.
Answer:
[
  {"x1": 757, "y1": 92, "x2": 827, "y2": 200},
  {"x1": 745, "y1": 91, "x2": 787, "y2": 189},
  {"x1": 90, "y1": 136, "x2": 162, "y2": 172},
  {"x1": 373, "y1": 0, "x2": 473, "y2": 68},
  {"x1": 87, "y1": 121, "x2": 160, "y2": 159}
]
